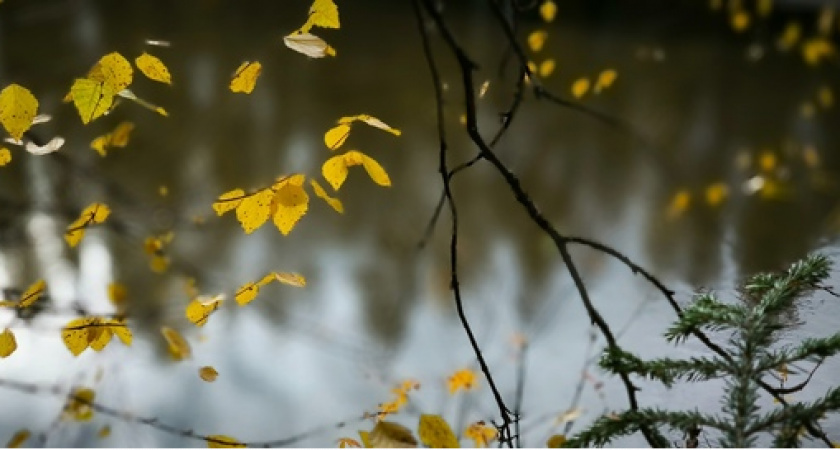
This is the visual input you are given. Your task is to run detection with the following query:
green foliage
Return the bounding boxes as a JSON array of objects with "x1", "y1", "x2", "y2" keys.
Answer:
[{"x1": 567, "y1": 254, "x2": 840, "y2": 447}]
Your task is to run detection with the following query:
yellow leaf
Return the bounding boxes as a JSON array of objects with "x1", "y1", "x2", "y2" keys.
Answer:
[
  {"x1": 802, "y1": 38, "x2": 835, "y2": 66},
  {"x1": 186, "y1": 296, "x2": 222, "y2": 327},
  {"x1": 705, "y1": 182, "x2": 729, "y2": 207},
  {"x1": 0, "y1": 84, "x2": 38, "y2": 140},
  {"x1": 235, "y1": 188, "x2": 274, "y2": 234},
  {"x1": 63, "y1": 387, "x2": 95, "y2": 422},
  {"x1": 540, "y1": 0, "x2": 557, "y2": 22},
  {"x1": 135, "y1": 52, "x2": 172, "y2": 85},
  {"x1": 229, "y1": 61, "x2": 261, "y2": 94},
  {"x1": 0, "y1": 147, "x2": 10, "y2": 166},
  {"x1": 70, "y1": 78, "x2": 114, "y2": 124},
  {"x1": 65, "y1": 203, "x2": 110, "y2": 248},
  {"x1": 94, "y1": 52, "x2": 134, "y2": 93},
  {"x1": 87, "y1": 320, "x2": 113, "y2": 351},
  {"x1": 369, "y1": 421, "x2": 418, "y2": 448},
  {"x1": 98, "y1": 425, "x2": 111, "y2": 439},
  {"x1": 731, "y1": 10, "x2": 750, "y2": 32},
  {"x1": 777, "y1": 22, "x2": 801, "y2": 51},
  {"x1": 338, "y1": 437, "x2": 362, "y2": 448},
  {"x1": 0, "y1": 328, "x2": 17, "y2": 358},
  {"x1": 571, "y1": 78, "x2": 590, "y2": 99},
  {"x1": 272, "y1": 175, "x2": 309, "y2": 236},
  {"x1": 527, "y1": 30, "x2": 548, "y2": 52},
  {"x1": 19, "y1": 279, "x2": 46, "y2": 308},
  {"x1": 207, "y1": 435, "x2": 245, "y2": 448},
  {"x1": 213, "y1": 189, "x2": 246, "y2": 216},
  {"x1": 6, "y1": 429, "x2": 30, "y2": 448},
  {"x1": 284, "y1": 32, "x2": 337, "y2": 58},
  {"x1": 447, "y1": 368, "x2": 478, "y2": 394},
  {"x1": 311, "y1": 179, "x2": 344, "y2": 213},
  {"x1": 90, "y1": 121, "x2": 134, "y2": 156},
  {"x1": 161, "y1": 326, "x2": 191, "y2": 360},
  {"x1": 338, "y1": 114, "x2": 402, "y2": 136},
  {"x1": 358, "y1": 152, "x2": 392, "y2": 187},
  {"x1": 539, "y1": 59, "x2": 555, "y2": 78},
  {"x1": 235, "y1": 282, "x2": 260, "y2": 306},
  {"x1": 300, "y1": 0, "x2": 340, "y2": 32},
  {"x1": 107, "y1": 319, "x2": 132, "y2": 346},
  {"x1": 199, "y1": 366, "x2": 219, "y2": 382},
  {"x1": 546, "y1": 434, "x2": 567, "y2": 448},
  {"x1": 759, "y1": 151, "x2": 777, "y2": 172},
  {"x1": 323, "y1": 154, "x2": 349, "y2": 191},
  {"x1": 325, "y1": 124, "x2": 351, "y2": 150},
  {"x1": 667, "y1": 190, "x2": 691, "y2": 219},
  {"x1": 108, "y1": 282, "x2": 128, "y2": 311},
  {"x1": 464, "y1": 422, "x2": 496, "y2": 448},
  {"x1": 273, "y1": 272, "x2": 307, "y2": 287},
  {"x1": 594, "y1": 69, "x2": 618, "y2": 93},
  {"x1": 62, "y1": 318, "x2": 93, "y2": 356},
  {"x1": 418, "y1": 414, "x2": 460, "y2": 448},
  {"x1": 359, "y1": 431, "x2": 372, "y2": 448}
]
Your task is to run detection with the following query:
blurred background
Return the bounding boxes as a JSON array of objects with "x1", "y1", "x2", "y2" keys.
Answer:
[{"x1": 1, "y1": 0, "x2": 839, "y2": 446}]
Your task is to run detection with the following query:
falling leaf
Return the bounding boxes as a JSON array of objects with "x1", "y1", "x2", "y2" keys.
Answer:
[
  {"x1": 19, "y1": 279, "x2": 46, "y2": 308},
  {"x1": 62, "y1": 318, "x2": 93, "y2": 356},
  {"x1": 418, "y1": 414, "x2": 460, "y2": 448},
  {"x1": 777, "y1": 22, "x2": 801, "y2": 51},
  {"x1": 90, "y1": 121, "x2": 134, "y2": 156},
  {"x1": 6, "y1": 429, "x2": 30, "y2": 448},
  {"x1": 546, "y1": 434, "x2": 567, "y2": 448},
  {"x1": 63, "y1": 387, "x2": 95, "y2": 422},
  {"x1": 571, "y1": 78, "x2": 590, "y2": 99},
  {"x1": 25, "y1": 136, "x2": 64, "y2": 155},
  {"x1": 359, "y1": 431, "x2": 373, "y2": 448},
  {"x1": 0, "y1": 84, "x2": 39, "y2": 140},
  {"x1": 337, "y1": 114, "x2": 402, "y2": 136},
  {"x1": 539, "y1": 0, "x2": 557, "y2": 22},
  {"x1": 447, "y1": 368, "x2": 478, "y2": 394},
  {"x1": 135, "y1": 52, "x2": 172, "y2": 85},
  {"x1": 235, "y1": 282, "x2": 260, "y2": 306},
  {"x1": 464, "y1": 422, "x2": 496, "y2": 448},
  {"x1": 273, "y1": 272, "x2": 307, "y2": 287},
  {"x1": 229, "y1": 61, "x2": 262, "y2": 94},
  {"x1": 539, "y1": 59, "x2": 556, "y2": 77},
  {"x1": 705, "y1": 182, "x2": 729, "y2": 207},
  {"x1": 161, "y1": 326, "x2": 191, "y2": 360},
  {"x1": 300, "y1": 0, "x2": 341, "y2": 33},
  {"x1": 311, "y1": 179, "x2": 344, "y2": 213},
  {"x1": 199, "y1": 366, "x2": 219, "y2": 382},
  {"x1": 69, "y1": 78, "x2": 113, "y2": 124},
  {"x1": 667, "y1": 190, "x2": 691, "y2": 219},
  {"x1": 284, "y1": 32, "x2": 337, "y2": 58},
  {"x1": 92, "y1": 52, "x2": 134, "y2": 93},
  {"x1": 0, "y1": 147, "x2": 10, "y2": 166},
  {"x1": 235, "y1": 187, "x2": 274, "y2": 233},
  {"x1": 186, "y1": 295, "x2": 223, "y2": 327},
  {"x1": 731, "y1": 10, "x2": 750, "y2": 32},
  {"x1": 98, "y1": 425, "x2": 111, "y2": 439},
  {"x1": 594, "y1": 69, "x2": 618, "y2": 93},
  {"x1": 369, "y1": 421, "x2": 418, "y2": 448},
  {"x1": 65, "y1": 203, "x2": 111, "y2": 248},
  {"x1": 207, "y1": 435, "x2": 245, "y2": 448},
  {"x1": 478, "y1": 80, "x2": 490, "y2": 98},
  {"x1": 322, "y1": 150, "x2": 391, "y2": 191},
  {"x1": 325, "y1": 124, "x2": 352, "y2": 150},
  {"x1": 213, "y1": 189, "x2": 246, "y2": 216},
  {"x1": 338, "y1": 437, "x2": 362, "y2": 448},
  {"x1": 528, "y1": 30, "x2": 548, "y2": 52},
  {"x1": 272, "y1": 174, "x2": 309, "y2": 235},
  {"x1": 802, "y1": 38, "x2": 835, "y2": 66},
  {"x1": 0, "y1": 328, "x2": 17, "y2": 358}
]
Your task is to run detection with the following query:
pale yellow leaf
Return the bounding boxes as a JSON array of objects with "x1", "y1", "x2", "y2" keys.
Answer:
[
  {"x1": 199, "y1": 366, "x2": 219, "y2": 382},
  {"x1": 464, "y1": 422, "x2": 496, "y2": 448},
  {"x1": 229, "y1": 61, "x2": 261, "y2": 94},
  {"x1": 213, "y1": 188, "x2": 246, "y2": 216},
  {"x1": 19, "y1": 279, "x2": 45, "y2": 308},
  {"x1": 802, "y1": 38, "x2": 835, "y2": 66},
  {"x1": 311, "y1": 179, "x2": 344, "y2": 213},
  {"x1": 135, "y1": 52, "x2": 172, "y2": 85},
  {"x1": 94, "y1": 52, "x2": 134, "y2": 93},
  {"x1": 325, "y1": 124, "x2": 351, "y2": 150},
  {"x1": 777, "y1": 22, "x2": 801, "y2": 51},
  {"x1": 359, "y1": 152, "x2": 391, "y2": 187},
  {"x1": 338, "y1": 115, "x2": 401, "y2": 136},
  {"x1": 273, "y1": 272, "x2": 307, "y2": 287},
  {"x1": 418, "y1": 414, "x2": 460, "y2": 448},
  {"x1": 546, "y1": 434, "x2": 567, "y2": 448},
  {"x1": 0, "y1": 84, "x2": 38, "y2": 140},
  {"x1": 65, "y1": 203, "x2": 110, "y2": 248},
  {"x1": 0, "y1": 328, "x2": 17, "y2": 358},
  {"x1": 63, "y1": 387, "x2": 95, "y2": 422},
  {"x1": 284, "y1": 32, "x2": 337, "y2": 58},
  {"x1": 161, "y1": 326, "x2": 191, "y2": 360},
  {"x1": 107, "y1": 319, "x2": 132, "y2": 346}
]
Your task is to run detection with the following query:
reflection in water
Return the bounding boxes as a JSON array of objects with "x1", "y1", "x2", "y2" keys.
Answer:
[{"x1": 1, "y1": 0, "x2": 839, "y2": 446}]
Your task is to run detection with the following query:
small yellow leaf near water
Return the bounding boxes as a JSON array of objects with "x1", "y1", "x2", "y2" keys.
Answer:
[
  {"x1": 207, "y1": 435, "x2": 246, "y2": 448},
  {"x1": 274, "y1": 272, "x2": 307, "y2": 287},
  {"x1": 284, "y1": 32, "x2": 337, "y2": 58},
  {"x1": 528, "y1": 30, "x2": 548, "y2": 52},
  {"x1": 325, "y1": 124, "x2": 351, "y2": 150},
  {"x1": 705, "y1": 182, "x2": 729, "y2": 207},
  {"x1": 369, "y1": 421, "x2": 418, "y2": 448},
  {"x1": 818, "y1": 85, "x2": 834, "y2": 109},
  {"x1": 63, "y1": 387, "x2": 95, "y2": 422},
  {"x1": 98, "y1": 425, "x2": 111, "y2": 439},
  {"x1": 802, "y1": 38, "x2": 835, "y2": 66},
  {"x1": 161, "y1": 326, "x2": 191, "y2": 360},
  {"x1": 447, "y1": 368, "x2": 478, "y2": 394},
  {"x1": 571, "y1": 78, "x2": 590, "y2": 99},
  {"x1": 338, "y1": 437, "x2": 362, "y2": 448},
  {"x1": 213, "y1": 188, "x2": 246, "y2": 216},
  {"x1": 186, "y1": 296, "x2": 223, "y2": 327},
  {"x1": 135, "y1": 52, "x2": 172, "y2": 85},
  {"x1": 235, "y1": 282, "x2": 260, "y2": 306},
  {"x1": 777, "y1": 22, "x2": 801, "y2": 51},
  {"x1": 235, "y1": 188, "x2": 274, "y2": 234},
  {"x1": 311, "y1": 179, "x2": 344, "y2": 213},
  {"x1": 539, "y1": 0, "x2": 557, "y2": 22},
  {"x1": 199, "y1": 366, "x2": 219, "y2": 382},
  {"x1": 229, "y1": 61, "x2": 261, "y2": 94},
  {"x1": 19, "y1": 279, "x2": 46, "y2": 308},
  {"x1": 6, "y1": 429, "x2": 30, "y2": 448},
  {"x1": 594, "y1": 69, "x2": 618, "y2": 93},
  {"x1": 666, "y1": 190, "x2": 691, "y2": 219},
  {"x1": 272, "y1": 174, "x2": 309, "y2": 236},
  {"x1": 731, "y1": 10, "x2": 750, "y2": 32},
  {"x1": 65, "y1": 203, "x2": 111, "y2": 248},
  {"x1": 0, "y1": 328, "x2": 17, "y2": 358},
  {"x1": 0, "y1": 147, "x2": 10, "y2": 166},
  {"x1": 546, "y1": 434, "x2": 567, "y2": 448},
  {"x1": 300, "y1": 0, "x2": 341, "y2": 32},
  {"x1": 464, "y1": 422, "x2": 496, "y2": 448},
  {"x1": 418, "y1": 414, "x2": 460, "y2": 448},
  {"x1": 0, "y1": 83, "x2": 39, "y2": 140},
  {"x1": 539, "y1": 59, "x2": 556, "y2": 77}
]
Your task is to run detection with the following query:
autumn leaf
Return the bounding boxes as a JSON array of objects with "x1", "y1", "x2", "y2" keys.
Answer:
[
  {"x1": 358, "y1": 431, "x2": 373, "y2": 448},
  {"x1": 0, "y1": 147, "x2": 10, "y2": 166},
  {"x1": 230, "y1": 61, "x2": 261, "y2": 94},
  {"x1": 418, "y1": 414, "x2": 460, "y2": 448},
  {"x1": 0, "y1": 328, "x2": 17, "y2": 358},
  {"x1": 667, "y1": 189, "x2": 691, "y2": 219},
  {"x1": 284, "y1": 32, "x2": 337, "y2": 58},
  {"x1": 540, "y1": 0, "x2": 557, "y2": 22},
  {"x1": 546, "y1": 434, "x2": 567, "y2": 448},
  {"x1": 704, "y1": 182, "x2": 729, "y2": 207},
  {"x1": 235, "y1": 187, "x2": 274, "y2": 234},
  {"x1": 571, "y1": 78, "x2": 590, "y2": 99},
  {"x1": 207, "y1": 435, "x2": 246, "y2": 448},
  {"x1": 70, "y1": 78, "x2": 114, "y2": 124},
  {"x1": 300, "y1": 0, "x2": 340, "y2": 33},
  {"x1": 108, "y1": 282, "x2": 128, "y2": 312},
  {"x1": 98, "y1": 425, "x2": 111, "y2": 439},
  {"x1": 273, "y1": 272, "x2": 307, "y2": 287},
  {"x1": 464, "y1": 422, "x2": 496, "y2": 448},
  {"x1": 65, "y1": 202, "x2": 111, "y2": 248},
  {"x1": 730, "y1": 10, "x2": 750, "y2": 32},
  {"x1": 90, "y1": 121, "x2": 134, "y2": 156},
  {"x1": 213, "y1": 189, "x2": 246, "y2": 216},
  {"x1": 539, "y1": 59, "x2": 556, "y2": 77},
  {"x1": 527, "y1": 30, "x2": 548, "y2": 52},
  {"x1": 63, "y1": 387, "x2": 95, "y2": 422},
  {"x1": 369, "y1": 421, "x2": 418, "y2": 448},
  {"x1": 777, "y1": 22, "x2": 801, "y2": 51},
  {"x1": 272, "y1": 174, "x2": 309, "y2": 235},
  {"x1": 322, "y1": 150, "x2": 391, "y2": 191},
  {"x1": 325, "y1": 123, "x2": 351, "y2": 150},
  {"x1": 199, "y1": 366, "x2": 219, "y2": 382},
  {"x1": 186, "y1": 295, "x2": 224, "y2": 327},
  {"x1": 161, "y1": 326, "x2": 191, "y2": 360},
  {"x1": 311, "y1": 179, "x2": 344, "y2": 213},
  {"x1": 235, "y1": 282, "x2": 260, "y2": 306},
  {"x1": 337, "y1": 114, "x2": 402, "y2": 136},
  {"x1": 5, "y1": 429, "x2": 30, "y2": 448},
  {"x1": 802, "y1": 37, "x2": 835, "y2": 66},
  {"x1": 447, "y1": 368, "x2": 478, "y2": 394},
  {"x1": 92, "y1": 52, "x2": 134, "y2": 93},
  {"x1": 19, "y1": 279, "x2": 46, "y2": 308},
  {"x1": 135, "y1": 52, "x2": 172, "y2": 85},
  {"x1": 594, "y1": 69, "x2": 618, "y2": 93},
  {"x1": 337, "y1": 437, "x2": 362, "y2": 448},
  {"x1": 0, "y1": 84, "x2": 39, "y2": 140}
]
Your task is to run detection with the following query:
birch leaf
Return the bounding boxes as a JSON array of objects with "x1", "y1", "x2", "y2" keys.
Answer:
[
  {"x1": 0, "y1": 328, "x2": 17, "y2": 358},
  {"x1": 213, "y1": 189, "x2": 246, "y2": 216},
  {"x1": 65, "y1": 203, "x2": 111, "y2": 248},
  {"x1": 284, "y1": 32, "x2": 337, "y2": 58},
  {"x1": 229, "y1": 61, "x2": 261, "y2": 94},
  {"x1": 234, "y1": 188, "x2": 274, "y2": 234},
  {"x1": 418, "y1": 414, "x2": 460, "y2": 448},
  {"x1": 273, "y1": 272, "x2": 307, "y2": 287},
  {"x1": 311, "y1": 179, "x2": 344, "y2": 213},
  {"x1": 235, "y1": 282, "x2": 260, "y2": 306},
  {"x1": 135, "y1": 52, "x2": 172, "y2": 85},
  {"x1": 186, "y1": 296, "x2": 223, "y2": 327},
  {"x1": 272, "y1": 174, "x2": 309, "y2": 236},
  {"x1": 19, "y1": 279, "x2": 46, "y2": 308},
  {"x1": 0, "y1": 84, "x2": 38, "y2": 140},
  {"x1": 70, "y1": 78, "x2": 114, "y2": 124},
  {"x1": 540, "y1": 0, "x2": 557, "y2": 22},
  {"x1": 369, "y1": 421, "x2": 418, "y2": 448},
  {"x1": 161, "y1": 326, "x2": 191, "y2": 360},
  {"x1": 325, "y1": 123, "x2": 351, "y2": 150},
  {"x1": 528, "y1": 30, "x2": 548, "y2": 52}
]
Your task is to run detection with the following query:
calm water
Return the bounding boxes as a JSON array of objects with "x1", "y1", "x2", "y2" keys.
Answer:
[{"x1": 1, "y1": 0, "x2": 839, "y2": 446}]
